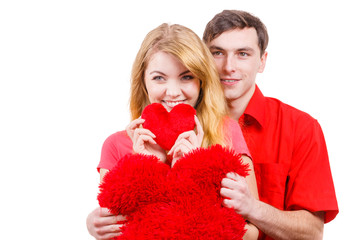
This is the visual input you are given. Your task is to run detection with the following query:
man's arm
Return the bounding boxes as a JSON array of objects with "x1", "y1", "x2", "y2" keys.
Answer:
[
  {"x1": 249, "y1": 200, "x2": 324, "y2": 240},
  {"x1": 221, "y1": 173, "x2": 324, "y2": 240}
]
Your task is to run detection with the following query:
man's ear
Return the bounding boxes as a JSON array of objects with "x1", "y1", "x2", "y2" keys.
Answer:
[{"x1": 258, "y1": 51, "x2": 268, "y2": 73}]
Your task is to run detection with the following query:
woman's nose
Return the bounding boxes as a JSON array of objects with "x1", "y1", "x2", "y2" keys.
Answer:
[{"x1": 166, "y1": 80, "x2": 181, "y2": 97}]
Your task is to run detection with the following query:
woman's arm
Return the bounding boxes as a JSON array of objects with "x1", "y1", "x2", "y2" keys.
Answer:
[
  {"x1": 241, "y1": 155, "x2": 259, "y2": 200},
  {"x1": 221, "y1": 155, "x2": 259, "y2": 240},
  {"x1": 243, "y1": 222, "x2": 259, "y2": 240},
  {"x1": 243, "y1": 156, "x2": 259, "y2": 239},
  {"x1": 221, "y1": 118, "x2": 260, "y2": 239},
  {"x1": 100, "y1": 168, "x2": 109, "y2": 182},
  {"x1": 89, "y1": 116, "x2": 168, "y2": 239}
]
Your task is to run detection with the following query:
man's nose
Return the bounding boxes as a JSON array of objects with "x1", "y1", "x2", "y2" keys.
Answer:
[{"x1": 223, "y1": 56, "x2": 236, "y2": 73}]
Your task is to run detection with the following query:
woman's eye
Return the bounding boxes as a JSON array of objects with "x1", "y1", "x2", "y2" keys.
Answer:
[
  {"x1": 182, "y1": 75, "x2": 194, "y2": 81},
  {"x1": 153, "y1": 76, "x2": 164, "y2": 81}
]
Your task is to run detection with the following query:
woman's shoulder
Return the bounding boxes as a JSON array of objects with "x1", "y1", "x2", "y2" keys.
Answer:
[
  {"x1": 98, "y1": 130, "x2": 133, "y2": 171},
  {"x1": 106, "y1": 130, "x2": 130, "y2": 141},
  {"x1": 103, "y1": 130, "x2": 132, "y2": 150},
  {"x1": 222, "y1": 116, "x2": 251, "y2": 157},
  {"x1": 223, "y1": 117, "x2": 241, "y2": 132}
]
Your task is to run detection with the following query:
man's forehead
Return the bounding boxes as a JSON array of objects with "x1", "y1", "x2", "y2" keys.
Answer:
[{"x1": 208, "y1": 28, "x2": 259, "y2": 50}]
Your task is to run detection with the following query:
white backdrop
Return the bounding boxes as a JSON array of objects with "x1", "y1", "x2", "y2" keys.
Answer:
[{"x1": 1, "y1": 0, "x2": 358, "y2": 239}]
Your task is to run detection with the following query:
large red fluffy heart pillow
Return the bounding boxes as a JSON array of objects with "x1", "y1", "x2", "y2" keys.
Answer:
[
  {"x1": 141, "y1": 103, "x2": 196, "y2": 150},
  {"x1": 98, "y1": 145, "x2": 249, "y2": 239}
]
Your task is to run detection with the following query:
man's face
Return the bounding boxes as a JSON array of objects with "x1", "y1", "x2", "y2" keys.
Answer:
[{"x1": 207, "y1": 28, "x2": 267, "y2": 105}]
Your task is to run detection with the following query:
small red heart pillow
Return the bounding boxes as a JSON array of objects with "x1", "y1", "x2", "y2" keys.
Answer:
[{"x1": 141, "y1": 103, "x2": 196, "y2": 150}]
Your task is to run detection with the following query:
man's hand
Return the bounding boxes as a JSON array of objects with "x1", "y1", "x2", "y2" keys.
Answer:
[
  {"x1": 86, "y1": 207, "x2": 126, "y2": 240},
  {"x1": 220, "y1": 172, "x2": 256, "y2": 219}
]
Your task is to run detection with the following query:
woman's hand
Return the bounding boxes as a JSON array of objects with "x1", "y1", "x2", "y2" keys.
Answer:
[
  {"x1": 126, "y1": 118, "x2": 167, "y2": 163},
  {"x1": 168, "y1": 116, "x2": 204, "y2": 166},
  {"x1": 86, "y1": 207, "x2": 127, "y2": 240}
]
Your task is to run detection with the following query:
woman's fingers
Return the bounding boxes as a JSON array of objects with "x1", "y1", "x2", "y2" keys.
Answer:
[
  {"x1": 170, "y1": 143, "x2": 194, "y2": 167},
  {"x1": 177, "y1": 130, "x2": 198, "y2": 145},
  {"x1": 134, "y1": 134, "x2": 157, "y2": 150},
  {"x1": 133, "y1": 128, "x2": 156, "y2": 142},
  {"x1": 126, "y1": 118, "x2": 145, "y2": 140},
  {"x1": 168, "y1": 118, "x2": 203, "y2": 160},
  {"x1": 168, "y1": 135, "x2": 197, "y2": 165},
  {"x1": 170, "y1": 138, "x2": 193, "y2": 155}
]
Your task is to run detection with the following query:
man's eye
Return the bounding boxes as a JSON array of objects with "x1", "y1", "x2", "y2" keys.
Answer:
[
  {"x1": 239, "y1": 52, "x2": 248, "y2": 57},
  {"x1": 212, "y1": 51, "x2": 223, "y2": 56}
]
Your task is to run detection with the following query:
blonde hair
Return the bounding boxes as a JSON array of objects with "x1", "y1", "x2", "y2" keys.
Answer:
[{"x1": 129, "y1": 23, "x2": 228, "y2": 147}]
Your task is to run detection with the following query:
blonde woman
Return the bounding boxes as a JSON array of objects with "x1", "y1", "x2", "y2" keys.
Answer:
[{"x1": 87, "y1": 23, "x2": 259, "y2": 239}]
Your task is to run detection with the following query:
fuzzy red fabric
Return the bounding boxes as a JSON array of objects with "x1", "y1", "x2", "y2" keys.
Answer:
[
  {"x1": 98, "y1": 145, "x2": 249, "y2": 239},
  {"x1": 141, "y1": 103, "x2": 196, "y2": 150}
]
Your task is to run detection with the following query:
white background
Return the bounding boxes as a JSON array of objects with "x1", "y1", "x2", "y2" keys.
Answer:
[{"x1": 1, "y1": 0, "x2": 358, "y2": 239}]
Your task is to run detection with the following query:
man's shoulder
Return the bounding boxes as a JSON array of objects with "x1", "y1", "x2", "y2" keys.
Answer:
[{"x1": 264, "y1": 96, "x2": 317, "y2": 124}]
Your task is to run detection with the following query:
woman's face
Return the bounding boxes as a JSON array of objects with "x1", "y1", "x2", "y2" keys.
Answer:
[{"x1": 144, "y1": 51, "x2": 201, "y2": 112}]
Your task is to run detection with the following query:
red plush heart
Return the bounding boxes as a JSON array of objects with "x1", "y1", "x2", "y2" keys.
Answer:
[
  {"x1": 97, "y1": 145, "x2": 249, "y2": 239},
  {"x1": 141, "y1": 103, "x2": 196, "y2": 150}
]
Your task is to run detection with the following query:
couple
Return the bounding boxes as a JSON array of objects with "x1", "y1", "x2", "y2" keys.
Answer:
[{"x1": 87, "y1": 10, "x2": 338, "y2": 240}]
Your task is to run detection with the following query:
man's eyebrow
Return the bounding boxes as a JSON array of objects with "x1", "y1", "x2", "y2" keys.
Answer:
[
  {"x1": 237, "y1": 47, "x2": 255, "y2": 53},
  {"x1": 208, "y1": 46, "x2": 224, "y2": 51},
  {"x1": 209, "y1": 45, "x2": 255, "y2": 53}
]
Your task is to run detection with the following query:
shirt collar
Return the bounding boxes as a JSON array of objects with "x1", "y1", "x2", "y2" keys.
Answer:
[{"x1": 242, "y1": 84, "x2": 266, "y2": 127}]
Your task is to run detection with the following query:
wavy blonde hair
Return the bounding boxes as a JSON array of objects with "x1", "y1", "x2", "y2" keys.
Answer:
[{"x1": 129, "y1": 23, "x2": 228, "y2": 147}]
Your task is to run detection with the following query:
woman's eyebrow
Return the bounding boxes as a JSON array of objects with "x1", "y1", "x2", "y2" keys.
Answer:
[
  {"x1": 149, "y1": 70, "x2": 166, "y2": 75},
  {"x1": 179, "y1": 70, "x2": 191, "y2": 76}
]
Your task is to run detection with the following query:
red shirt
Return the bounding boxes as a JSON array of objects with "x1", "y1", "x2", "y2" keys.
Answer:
[{"x1": 240, "y1": 85, "x2": 338, "y2": 230}]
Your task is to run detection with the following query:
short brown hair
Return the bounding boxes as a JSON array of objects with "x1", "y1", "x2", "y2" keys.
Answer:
[{"x1": 203, "y1": 10, "x2": 269, "y2": 56}]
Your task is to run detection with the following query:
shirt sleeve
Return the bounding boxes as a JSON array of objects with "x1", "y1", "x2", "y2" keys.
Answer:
[
  {"x1": 97, "y1": 131, "x2": 133, "y2": 172},
  {"x1": 286, "y1": 118, "x2": 338, "y2": 223},
  {"x1": 224, "y1": 118, "x2": 252, "y2": 159}
]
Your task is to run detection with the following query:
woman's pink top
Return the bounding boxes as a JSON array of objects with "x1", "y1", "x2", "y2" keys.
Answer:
[{"x1": 98, "y1": 118, "x2": 250, "y2": 171}]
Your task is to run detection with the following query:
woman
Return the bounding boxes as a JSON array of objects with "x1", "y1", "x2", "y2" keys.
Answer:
[{"x1": 87, "y1": 23, "x2": 259, "y2": 239}]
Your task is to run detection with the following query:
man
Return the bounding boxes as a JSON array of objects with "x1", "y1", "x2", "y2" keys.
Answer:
[{"x1": 204, "y1": 10, "x2": 338, "y2": 239}]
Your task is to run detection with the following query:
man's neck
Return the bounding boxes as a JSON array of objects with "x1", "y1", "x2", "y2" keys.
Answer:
[
  {"x1": 228, "y1": 99, "x2": 247, "y2": 121},
  {"x1": 227, "y1": 85, "x2": 256, "y2": 121}
]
